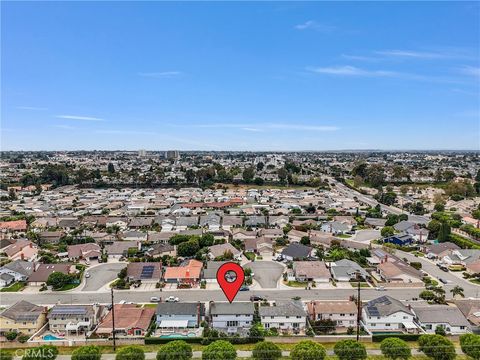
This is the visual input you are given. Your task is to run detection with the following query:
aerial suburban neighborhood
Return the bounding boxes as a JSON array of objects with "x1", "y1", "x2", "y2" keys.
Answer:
[
  {"x1": 0, "y1": 150, "x2": 479, "y2": 354},
  {"x1": 2, "y1": 0, "x2": 479, "y2": 359}
]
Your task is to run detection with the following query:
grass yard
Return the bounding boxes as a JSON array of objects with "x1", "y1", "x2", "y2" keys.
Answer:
[
  {"x1": 284, "y1": 280, "x2": 308, "y2": 288},
  {"x1": 0, "y1": 282, "x2": 25, "y2": 292},
  {"x1": 336, "y1": 234, "x2": 352, "y2": 238}
]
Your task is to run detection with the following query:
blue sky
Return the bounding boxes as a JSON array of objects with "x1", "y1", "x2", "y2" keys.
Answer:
[{"x1": 2, "y1": 1, "x2": 479, "y2": 151}]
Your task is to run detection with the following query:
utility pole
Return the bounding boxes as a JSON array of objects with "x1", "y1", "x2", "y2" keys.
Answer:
[
  {"x1": 356, "y1": 271, "x2": 361, "y2": 342},
  {"x1": 111, "y1": 287, "x2": 116, "y2": 351}
]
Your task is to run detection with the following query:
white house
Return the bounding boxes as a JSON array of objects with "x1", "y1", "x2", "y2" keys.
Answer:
[
  {"x1": 413, "y1": 305, "x2": 471, "y2": 335},
  {"x1": 259, "y1": 301, "x2": 307, "y2": 334},
  {"x1": 0, "y1": 260, "x2": 34, "y2": 287},
  {"x1": 362, "y1": 296, "x2": 420, "y2": 333},
  {"x1": 209, "y1": 302, "x2": 254, "y2": 334},
  {"x1": 307, "y1": 300, "x2": 358, "y2": 330}
]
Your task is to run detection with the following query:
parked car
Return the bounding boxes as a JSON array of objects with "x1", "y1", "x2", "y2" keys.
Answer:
[
  {"x1": 250, "y1": 295, "x2": 265, "y2": 302},
  {"x1": 85, "y1": 272, "x2": 90, "y2": 278},
  {"x1": 165, "y1": 296, "x2": 179, "y2": 302},
  {"x1": 375, "y1": 286, "x2": 386, "y2": 291},
  {"x1": 439, "y1": 278, "x2": 448, "y2": 284},
  {"x1": 240, "y1": 286, "x2": 249, "y2": 291},
  {"x1": 150, "y1": 297, "x2": 161, "y2": 302}
]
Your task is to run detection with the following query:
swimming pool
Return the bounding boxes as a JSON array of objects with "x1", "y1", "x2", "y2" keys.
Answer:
[
  {"x1": 43, "y1": 334, "x2": 64, "y2": 341},
  {"x1": 159, "y1": 333, "x2": 197, "y2": 339}
]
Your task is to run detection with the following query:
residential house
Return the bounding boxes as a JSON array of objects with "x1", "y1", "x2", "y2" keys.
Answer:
[
  {"x1": 67, "y1": 243, "x2": 102, "y2": 261},
  {"x1": 244, "y1": 237, "x2": 273, "y2": 256},
  {"x1": 144, "y1": 243, "x2": 176, "y2": 258},
  {"x1": 269, "y1": 215, "x2": 289, "y2": 227},
  {"x1": 202, "y1": 261, "x2": 229, "y2": 284},
  {"x1": 259, "y1": 301, "x2": 307, "y2": 334},
  {"x1": 163, "y1": 259, "x2": 203, "y2": 285},
  {"x1": 245, "y1": 216, "x2": 266, "y2": 228},
  {"x1": 258, "y1": 228, "x2": 284, "y2": 240},
  {"x1": 394, "y1": 221, "x2": 429, "y2": 242},
  {"x1": 221, "y1": 216, "x2": 243, "y2": 231},
  {"x1": 287, "y1": 229, "x2": 309, "y2": 243},
  {"x1": 27, "y1": 264, "x2": 77, "y2": 286},
  {"x1": 424, "y1": 242, "x2": 460, "y2": 259},
  {"x1": 365, "y1": 218, "x2": 387, "y2": 228},
  {"x1": 209, "y1": 302, "x2": 255, "y2": 335},
  {"x1": 38, "y1": 231, "x2": 65, "y2": 245},
  {"x1": 330, "y1": 259, "x2": 369, "y2": 282},
  {"x1": 104, "y1": 241, "x2": 140, "y2": 259},
  {"x1": 281, "y1": 243, "x2": 315, "y2": 261},
  {"x1": 413, "y1": 305, "x2": 471, "y2": 334},
  {"x1": 48, "y1": 304, "x2": 103, "y2": 335},
  {"x1": 291, "y1": 261, "x2": 330, "y2": 283},
  {"x1": 0, "y1": 300, "x2": 47, "y2": 335},
  {"x1": 383, "y1": 233, "x2": 414, "y2": 246},
  {"x1": 362, "y1": 295, "x2": 419, "y2": 333},
  {"x1": 126, "y1": 262, "x2": 162, "y2": 284},
  {"x1": 441, "y1": 249, "x2": 480, "y2": 268},
  {"x1": 155, "y1": 302, "x2": 205, "y2": 330},
  {"x1": 232, "y1": 229, "x2": 256, "y2": 241},
  {"x1": 321, "y1": 221, "x2": 351, "y2": 235},
  {"x1": 3, "y1": 240, "x2": 38, "y2": 262},
  {"x1": 58, "y1": 218, "x2": 80, "y2": 230},
  {"x1": 96, "y1": 304, "x2": 155, "y2": 337},
  {"x1": 175, "y1": 216, "x2": 199, "y2": 231},
  {"x1": 307, "y1": 300, "x2": 357, "y2": 330},
  {"x1": 454, "y1": 300, "x2": 480, "y2": 327},
  {"x1": 121, "y1": 231, "x2": 147, "y2": 242},
  {"x1": 376, "y1": 258, "x2": 423, "y2": 284},
  {"x1": 0, "y1": 260, "x2": 34, "y2": 287},
  {"x1": 208, "y1": 243, "x2": 242, "y2": 260},
  {"x1": 200, "y1": 213, "x2": 221, "y2": 231},
  {"x1": 128, "y1": 217, "x2": 153, "y2": 228},
  {"x1": 0, "y1": 220, "x2": 27, "y2": 233}
]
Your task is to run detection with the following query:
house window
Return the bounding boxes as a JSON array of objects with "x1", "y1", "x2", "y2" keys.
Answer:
[
  {"x1": 386, "y1": 323, "x2": 391, "y2": 326},
  {"x1": 293, "y1": 323, "x2": 299, "y2": 328},
  {"x1": 340, "y1": 314, "x2": 345, "y2": 316},
  {"x1": 227, "y1": 321, "x2": 239, "y2": 327},
  {"x1": 286, "y1": 316, "x2": 290, "y2": 319},
  {"x1": 279, "y1": 323, "x2": 284, "y2": 326},
  {"x1": 296, "y1": 316, "x2": 302, "y2": 319}
]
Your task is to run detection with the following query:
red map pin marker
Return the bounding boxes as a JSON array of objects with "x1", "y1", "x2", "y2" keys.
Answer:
[{"x1": 216, "y1": 262, "x2": 245, "y2": 303}]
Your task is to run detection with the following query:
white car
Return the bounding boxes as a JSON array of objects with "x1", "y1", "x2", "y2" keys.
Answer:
[
  {"x1": 85, "y1": 272, "x2": 90, "y2": 278},
  {"x1": 165, "y1": 296, "x2": 179, "y2": 302},
  {"x1": 375, "y1": 286, "x2": 386, "y2": 291},
  {"x1": 150, "y1": 297, "x2": 161, "y2": 302}
]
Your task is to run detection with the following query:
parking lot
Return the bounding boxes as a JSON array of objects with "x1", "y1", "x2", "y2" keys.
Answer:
[{"x1": 243, "y1": 261, "x2": 284, "y2": 289}]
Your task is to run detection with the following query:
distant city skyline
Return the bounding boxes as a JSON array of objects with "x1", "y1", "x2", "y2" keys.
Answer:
[{"x1": 2, "y1": 2, "x2": 479, "y2": 151}]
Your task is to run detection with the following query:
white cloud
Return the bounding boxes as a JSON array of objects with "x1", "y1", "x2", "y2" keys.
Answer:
[
  {"x1": 95, "y1": 130, "x2": 155, "y2": 135},
  {"x1": 241, "y1": 127, "x2": 262, "y2": 132},
  {"x1": 267, "y1": 124, "x2": 339, "y2": 131},
  {"x1": 54, "y1": 125, "x2": 77, "y2": 130},
  {"x1": 294, "y1": 20, "x2": 335, "y2": 32},
  {"x1": 56, "y1": 115, "x2": 105, "y2": 121},
  {"x1": 459, "y1": 66, "x2": 480, "y2": 78},
  {"x1": 138, "y1": 71, "x2": 183, "y2": 78},
  {"x1": 190, "y1": 123, "x2": 339, "y2": 132},
  {"x1": 307, "y1": 65, "x2": 396, "y2": 77},
  {"x1": 375, "y1": 50, "x2": 448, "y2": 59},
  {"x1": 16, "y1": 106, "x2": 48, "y2": 111}
]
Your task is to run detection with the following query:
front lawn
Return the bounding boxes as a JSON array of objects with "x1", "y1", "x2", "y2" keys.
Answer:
[
  {"x1": 0, "y1": 282, "x2": 26, "y2": 292},
  {"x1": 284, "y1": 280, "x2": 307, "y2": 288},
  {"x1": 336, "y1": 234, "x2": 352, "y2": 238}
]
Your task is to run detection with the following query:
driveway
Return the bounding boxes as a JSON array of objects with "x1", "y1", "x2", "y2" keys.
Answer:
[
  {"x1": 81, "y1": 262, "x2": 126, "y2": 291},
  {"x1": 353, "y1": 230, "x2": 381, "y2": 243},
  {"x1": 243, "y1": 261, "x2": 284, "y2": 289}
]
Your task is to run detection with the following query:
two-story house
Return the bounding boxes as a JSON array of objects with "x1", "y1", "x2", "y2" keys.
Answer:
[
  {"x1": 413, "y1": 305, "x2": 471, "y2": 335},
  {"x1": 155, "y1": 302, "x2": 205, "y2": 331},
  {"x1": 48, "y1": 304, "x2": 103, "y2": 335},
  {"x1": 307, "y1": 300, "x2": 357, "y2": 330},
  {"x1": 362, "y1": 296, "x2": 420, "y2": 333},
  {"x1": 209, "y1": 302, "x2": 254, "y2": 335},
  {"x1": 259, "y1": 301, "x2": 307, "y2": 334},
  {"x1": 0, "y1": 300, "x2": 47, "y2": 336}
]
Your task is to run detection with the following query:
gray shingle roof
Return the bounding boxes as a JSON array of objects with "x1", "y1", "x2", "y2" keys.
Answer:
[
  {"x1": 259, "y1": 301, "x2": 306, "y2": 317},
  {"x1": 210, "y1": 302, "x2": 255, "y2": 315},
  {"x1": 413, "y1": 305, "x2": 470, "y2": 327},
  {"x1": 156, "y1": 302, "x2": 205, "y2": 316},
  {"x1": 364, "y1": 296, "x2": 413, "y2": 317}
]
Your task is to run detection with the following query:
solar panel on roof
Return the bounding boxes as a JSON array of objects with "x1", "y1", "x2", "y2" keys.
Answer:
[{"x1": 140, "y1": 265, "x2": 155, "y2": 279}]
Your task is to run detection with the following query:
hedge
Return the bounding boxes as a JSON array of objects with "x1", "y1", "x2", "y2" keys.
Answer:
[
  {"x1": 145, "y1": 338, "x2": 204, "y2": 345},
  {"x1": 372, "y1": 334, "x2": 421, "y2": 342}
]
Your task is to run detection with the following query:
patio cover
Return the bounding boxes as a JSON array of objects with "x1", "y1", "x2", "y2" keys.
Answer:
[{"x1": 158, "y1": 320, "x2": 189, "y2": 328}]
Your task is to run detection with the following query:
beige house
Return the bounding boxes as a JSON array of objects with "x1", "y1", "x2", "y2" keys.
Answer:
[{"x1": 0, "y1": 300, "x2": 47, "y2": 335}]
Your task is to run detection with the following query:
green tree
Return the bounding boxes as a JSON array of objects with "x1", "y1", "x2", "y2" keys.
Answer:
[
  {"x1": 156, "y1": 340, "x2": 192, "y2": 360},
  {"x1": 243, "y1": 167, "x2": 255, "y2": 183},
  {"x1": 418, "y1": 334, "x2": 456, "y2": 360},
  {"x1": 277, "y1": 168, "x2": 287, "y2": 183},
  {"x1": 202, "y1": 340, "x2": 236, "y2": 360},
  {"x1": 380, "y1": 338, "x2": 411, "y2": 360},
  {"x1": 419, "y1": 290, "x2": 436, "y2": 301},
  {"x1": 177, "y1": 239, "x2": 200, "y2": 257},
  {"x1": 290, "y1": 340, "x2": 326, "y2": 360},
  {"x1": 333, "y1": 339, "x2": 367, "y2": 360},
  {"x1": 72, "y1": 346, "x2": 102, "y2": 360},
  {"x1": 313, "y1": 319, "x2": 336, "y2": 334},
  {"x1": 252, "y1": 341, "x2": 282, "y2": 360},
  {"x1": 460, "y1": 334, "x2": 480, "y2": 360},
  {"x1": 46, "y1": 272, "x2": 72, "y2": 290},
  {"x1": 381, "y1": 226, "x2": 395, "y2": 238},
  {"x1": 107, "y1": 163, "x2": 115, "y2": 173},
  {"x1": 5, "y1": 331, "x2": 18, "y2": 341},
  {"x1": 451, "y1": 285, "x2": 465, "y2": 298},
  {"x1": 435, "y1": 326, "x2": 446, "y2": 336},
  {"x1": 300, "y1": 236, "x2": 311, "y2": 246},
  {"x1": 438, "y1": 223, "x2": 451, "y2": 242},
  {"x1": 115, "y1": 346, "x2": 145, "y2": 360},
  {"x1": 22, "y1": 345, "x2": 59, "y2": 360}
]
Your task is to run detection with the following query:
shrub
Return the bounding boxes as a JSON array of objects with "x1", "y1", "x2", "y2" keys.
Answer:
[
  {"x1": 334, "y1": 339, "x2": 367, "y2": 360},
  {"x1": 460, "y1": 333, "x2": 480, "y2": 359},
  {"x1": 380, "y1": 337, "x2": 412, "y2": 360},
  {"x1": 291, "y1": 340, "x2": 326, "y2": 360},
  {"x1": 156, "y1": 340, "x2": 192, "y2": 360},
  {"x1": 435, "y1": 325, "x2": 446, "y2": 336},
  {"x1": 202, "y1": 340, "x2": 236, "y2": 360},
  {"x1": 252, "y1": 341, "x2": 282, "y2": 360},
  {"x1": 418, "y1": 334, "x2": 456, "y2": 360},
  {"x1": 22, "y1": 345, "x2": 59, "y2": 360},
  {"x1": 5, "y1": 331, "x2": 18, "y2": 341},
  {"x1": 72, "y1": 346, "x2": 102, "y2": 360},
  {"x1": 115, "y1": 346, "x2": 145, "y2": 360},
  {"x1": 18, "y1": 335, "x2": 30, "y2": 343}
]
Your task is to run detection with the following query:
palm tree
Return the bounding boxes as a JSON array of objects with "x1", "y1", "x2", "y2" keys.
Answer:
[{"x1": 451, "y1": 285, "x2": 465, "y2": 298}]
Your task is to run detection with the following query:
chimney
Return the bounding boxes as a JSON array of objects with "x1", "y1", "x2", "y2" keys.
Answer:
[
  {"x1": 29, "y1": 243, "x2": 33, "y2": 248},
  {"x1": 21, "y1": 253, "x2": 24, "y2": 260},
  {"x1": 385, "y1": 255, "x2": 388, "y2": 262}
]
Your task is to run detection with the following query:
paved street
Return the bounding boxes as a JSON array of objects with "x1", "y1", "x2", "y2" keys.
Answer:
[
  {"x1": 244, "y1": 261, "x2": 284, "y2": 288},
  {"x1": 81, "y1": 263, "x2": 126, "y2": 291}
]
